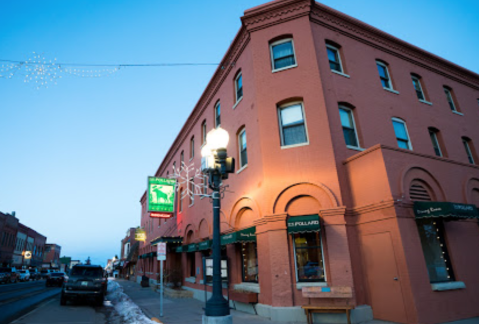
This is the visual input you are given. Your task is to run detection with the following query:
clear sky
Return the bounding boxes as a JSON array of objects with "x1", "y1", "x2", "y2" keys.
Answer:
[{"x1": 1, "y1": 0, "x2": 478, "y2": 266}]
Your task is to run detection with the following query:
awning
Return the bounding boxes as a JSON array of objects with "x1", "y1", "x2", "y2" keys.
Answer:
[
  {"x1": 287, "y1": 215, "x2": 321, "y2": 234},
  {"x1": 175, "y1": 246, "x2": 185, "y2": 253},
  {"x1": 413, "y1": 202, "x2": 479, "y2": 220},
  {"x1": 221, "y1": 227, "x2": 256, "y2": 245},
  {"x1": 198, "y1": 240, "x2": 212, "y2": 251},
  {"x1": 150, "y1": 236, "x2": 183, "y2": 245},
  {"x1": 186, "y1": 243, "x2": 198, "y2": 252}
]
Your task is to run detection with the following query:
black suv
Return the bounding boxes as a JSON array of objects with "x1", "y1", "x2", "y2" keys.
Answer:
[{"x1": 61, "y1": 265, "x2": 107, "y2": 306}]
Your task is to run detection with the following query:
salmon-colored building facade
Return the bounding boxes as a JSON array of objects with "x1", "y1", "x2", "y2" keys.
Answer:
[{"x1": 135, "y1": 1, "x2": 479, "y2": 323}]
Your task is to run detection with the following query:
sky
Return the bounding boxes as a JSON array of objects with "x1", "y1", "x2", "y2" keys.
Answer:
[{"x1": 1, "y1": 0, "x2": 478, "y2": 267}]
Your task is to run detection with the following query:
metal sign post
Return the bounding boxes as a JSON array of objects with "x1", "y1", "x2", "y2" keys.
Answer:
[{"x1": 157, "y1": 243, "x2": 167, "y2": 317}]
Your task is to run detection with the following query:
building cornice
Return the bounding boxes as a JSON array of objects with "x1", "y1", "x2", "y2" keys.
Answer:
[{"x1": 311, "y1": 3, "x2": 479, "y2": 90}]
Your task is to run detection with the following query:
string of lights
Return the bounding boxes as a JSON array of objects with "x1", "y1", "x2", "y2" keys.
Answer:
[{"x1": 0, "y1": 52, "x2": 220, "y2": 89}]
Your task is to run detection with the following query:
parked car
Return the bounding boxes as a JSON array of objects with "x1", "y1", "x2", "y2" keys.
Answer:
[
  {"x1": 46, "y1": 272, "x2": 67, "y2": 287},
  {"x1": 29, "y1": 269, "x2": 41, "y2": 280},
  {"x1": 0, "y1": 267, "x2": 19, "y2": 284},
  {"x1": 40, "y1": 269, "x2": 51, "y2": 279},
  {"x1": 18, "y1": 270, "x2": 30, "y2": 281},
  {"x1": 61, "y1": 265, "x2": 107, "y2": 306}
]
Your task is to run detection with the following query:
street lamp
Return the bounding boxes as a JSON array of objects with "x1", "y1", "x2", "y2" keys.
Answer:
[{"x1": 201, "y1": 127, "x2": 235, "y2": 322}]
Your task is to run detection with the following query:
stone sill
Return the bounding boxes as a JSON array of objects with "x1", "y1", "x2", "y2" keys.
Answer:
[
  {"x1": 419, "y1": 99, "x2": 433, "y2": 106},
  {"x1": 234, "y1": 282, "x2": 260, "y2": 293},
  {"x1": 332, "y1": 70, "x2": 350, "y2": 78},
  {"x1": 296, "y1": 282, "x2": 328, "y2": 290},
  {"x1": 232, "y1": 97, "x2": 243, "y2": 110},
  {"x1": 383, "y1": 87, "x2": 400, "y2": 95},
  {"x1": 431, "y1": 281, "x2": 465, "y2": 291},
  {"x1": 452, "y1": 111, "x2": 464, "y2": 116}
]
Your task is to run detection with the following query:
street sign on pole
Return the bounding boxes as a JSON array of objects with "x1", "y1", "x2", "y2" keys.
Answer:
[{"x1": 157, "y1": 242, "x2": 166, "y2": 317}]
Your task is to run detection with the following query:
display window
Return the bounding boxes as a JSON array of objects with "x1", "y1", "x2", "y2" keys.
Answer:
[
  {"x1": 293, "y1": 232, "x2": 325, "y2": 282},
  {"x1": 241, "y1": 242, "x2": 258, "y2": 282}
]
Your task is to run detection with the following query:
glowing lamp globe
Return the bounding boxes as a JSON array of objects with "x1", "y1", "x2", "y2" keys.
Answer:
[{"x1": 206, "y1": 127, "x2": 229, "y2": 151}]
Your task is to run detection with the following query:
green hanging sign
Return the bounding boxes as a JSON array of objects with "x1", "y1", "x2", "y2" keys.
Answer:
[
  {"x1": 148, "y1": 177, "x2": 176, "y2": 217},
  {"x1": 221, "y1": 227, "x2": 256, "y2": 245},
  {"x1": 413, "y1": 202, "x2": 479, "y2": 219},
  {"x1": 287, "y1": 215, "x2": 321, "y2": 234}
]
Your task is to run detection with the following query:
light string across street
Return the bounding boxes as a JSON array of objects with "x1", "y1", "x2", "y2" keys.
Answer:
[{"x1": 0, "y1": 52, "x2": 219, "y2": 89}]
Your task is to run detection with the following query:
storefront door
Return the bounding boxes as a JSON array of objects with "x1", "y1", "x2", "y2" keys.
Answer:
[{"x1": 361, "y1": 232, "x2": 407, "y2": 323}]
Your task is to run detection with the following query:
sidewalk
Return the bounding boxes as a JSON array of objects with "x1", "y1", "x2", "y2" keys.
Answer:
[{"x1": 116, "y1": 279, "x2": 302, "y2": 324}]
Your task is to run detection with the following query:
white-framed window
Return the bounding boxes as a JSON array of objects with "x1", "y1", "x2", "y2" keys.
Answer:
[
  {"x1": 392, "y1": 118, "x2": 412, "y2": 150},
  {"x1": 270, "y1": 38, "x2": 297, "y2": 72},
  {"x1": 201, "y1": 121, "x2": 207, "y2": 145},
  {"x1": 238, "y1": 128, "x2": 248, "y2": 168},
  {"x1": 293, "y1": 232, "x2": 326, "y2": 282},
  {"x1": 462, "y1": 137, "x2": 475, "y2": 164},
  {"x1": 444, "y1": 87, "x2": 458, "y2": 112},
  {"x1": 235, "y1": 72, "x2": 243, "y2": 103},
  {"x1": 190, "y1": 136, "x2": 194, "y2": 159},
  {"x1": 428, "y1": 128, "x2": 442, "y2": 157},
  {"x1": 189, "y1": 178, "x2": 194, "y2": 205},
  {"x1": 412, "y1": 75, "x2": 425, "y2": 101},
  {"x1": 179, "y1": 188, "x2": 184, "y2": 212},
  {"x1": 376, "y1": 61, "x2": 393, "y2": 90},
  {"x1": 278, "y1": 102, "x2": 308, "y2": 147},
  {"x1": 326, "y1": 44, "x2": 343, "y2": 73},
  {"x1": 180, "y1": 151, "x2": 184, "y2": 166},
  {"x1": 339, "y1": 106, "x2": 360, "y2": 148},
  {"x1": 203, "y1": 175, "x2": 208, "y2": 195},
  {"x1": 215, "y1": 102, "x2": 221, "y2": 128}
]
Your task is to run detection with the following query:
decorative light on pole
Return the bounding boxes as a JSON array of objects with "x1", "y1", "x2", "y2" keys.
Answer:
[{"x1": 201, "y1": 127, "x2": 235, "y2": 323}]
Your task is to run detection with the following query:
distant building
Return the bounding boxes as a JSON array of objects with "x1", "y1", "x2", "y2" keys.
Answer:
[
  {"x1": 120, "y1": 227, "x2": 139, "y2": 280},
  {"x1": 70, "y1": 260, "x2": 81, "y2": 267},
  {"x1": 43, "y1": 244, "x2": 61, "y2": 269},
  {"x1": 0, "y1": 212, "x2": 19, "y2": 267}
]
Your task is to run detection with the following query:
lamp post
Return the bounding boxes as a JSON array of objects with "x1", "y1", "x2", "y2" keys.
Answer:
[{"x1": 201, "y1": 127, "x2": 235, "y2": 322}]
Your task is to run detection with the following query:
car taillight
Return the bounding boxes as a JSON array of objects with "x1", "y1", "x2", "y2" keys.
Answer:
[{"x1": 64, "y1": 278, "x2": 68, "y2": 283}]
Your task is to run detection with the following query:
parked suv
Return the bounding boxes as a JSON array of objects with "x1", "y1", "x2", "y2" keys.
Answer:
[
  {"x1": 29, "y1": 269, "x2": 41, "y2": 280},
  {"x1": 0, "y1": 267, "x2": 19, "y2": 284},
  {"x1": 61, "y1": 265, "x2": 106, "y2": 306},
  {"x1": 18, "y1": 270, "x2": 30, "y2": 282},
  {"x1": 40, "y1": 269, "x2": 51, "y2": 279}
]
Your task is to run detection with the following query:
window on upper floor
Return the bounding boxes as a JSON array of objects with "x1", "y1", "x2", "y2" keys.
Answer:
[
  {"x1": 203, "y1": 175, "x2": 208, "y2": 196},
  {"x1": 428, "y1": 128, "x2": 443, "y2": 157},
  {"x1": 444, "y1": 87, "x2": 459, "y2": 113},
  {"x1": 339, "y1": 105, "x2": 360, "y2": 149},
  {"x1": 462, "y1": 137, "x2": 476, "y2": 164},
  {"x1": 189, "y1": 178, "x2": 194, "y2": 206},
  {"x1": 201, "y1": 120, "x2": 207, "y2": 146},
  {"x1": 215, "y1": 102, "x2": 221, "y2": 128},
  {"x1": 235, "y1": 72, "x2": 243, "y2": 104},
  {"x1": 180, "y1": 151, "x2": 184, "y2": 166},
  {"x1": 238, "y1": 128, "x2": 248, "y2": 169},
  {"x1": 376, "y1": 61, "x2": 394, "y2": 90},
  {"x1": 270, "y1": 38, "x2": 297, "y2": 72},
  {"x1": 190, "y1": 136, "x2": 194, "y2": 159},
  {"x1": 411, "y1": 74, "x2": 426, "y2": 101},
  {"x1": 278, "y1": 102, "x2": 308, "y2": 147},
  {"x1": 326, "y1": 43, "x2": 344, "y2": 74},
  {"x1": 179, "y1": 188, "x2": 184, "y2": 212},
  {"x1": 392, "y1": 118, "x2": 412, "y2": 150}
]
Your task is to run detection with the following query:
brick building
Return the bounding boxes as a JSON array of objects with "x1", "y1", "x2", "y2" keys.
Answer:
[
  {"x1": 0, "y1": 212, "x2": 19, "y2": 267},
  {"x1": 43, "y1": 244, "x2": 61, "y2": 269},
  {"x1": 135, "y1": 1, "x2": 479, "y2": 323},
  {"x1": 120, "y1": 227, "x2": 139, "y2": 279}
]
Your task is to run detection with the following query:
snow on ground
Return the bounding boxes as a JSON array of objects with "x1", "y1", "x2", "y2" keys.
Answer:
[{"x1": 106, "y1": 279, "x2": 157, "y2": 324}]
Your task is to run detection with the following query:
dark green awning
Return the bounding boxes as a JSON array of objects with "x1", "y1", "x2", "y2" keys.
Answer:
[
  {"x1": 186, "y1": 243, "x2": 198, "y2": 252},
  {"x1": 287, "y1": 215, "x2": 321, "y2": 234},
  {"x1": 151, "y1": 236, "x2": 183, "y2": 245},
  {"x1": 221, "y1": 227, "x2": 256, "y2": 245},
  {"x1": 414, "y1": 202, "x2": 479, "y2": 220},
  {"x1": 198, "y1": 240, "x2": 212, "y2": 251},
  {"x1": 175, "y1": 246, "x2": 184, "y2": 253}
]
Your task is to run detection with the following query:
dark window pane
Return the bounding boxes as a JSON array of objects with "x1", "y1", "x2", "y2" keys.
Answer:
[
  {"x1": 343, "y1": 128, "x2": 358, "y2": 147},
  {"x1": 397, "y1": 139, "x2": 410, "y2": 150},
  {"x1": 294, "y1": 232, "x2": 325, "y2": 282},
  {"x1": 274, "y1": 55, "x2": 296, "y2": 70},
  {"x1": 242, "y1": 242, "x2": 258, "y2": 282},
  {"x1": 327, "y1": 47, "x2": 342, "y2": 72},
  {"x1": 283, "y1": 124, "x2": 307, "y2": 146}
]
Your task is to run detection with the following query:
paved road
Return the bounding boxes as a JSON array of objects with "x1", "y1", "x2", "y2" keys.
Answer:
[{"x1": 0, "y1": 280, "x2": 61, "y2": 324}]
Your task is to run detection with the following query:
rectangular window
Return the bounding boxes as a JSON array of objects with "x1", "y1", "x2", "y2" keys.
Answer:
[
  {"x1": 293, "y1": 232, "x2": 325, "y2": 282},
  {"x1": 326, "y1": 45, "x2": 343, "y2": 73},
  {"x1": 180, "y1": 151, "x2": 184, "y2": 166},
  {"x1": 190, "y1": 137, "x2": 194, "y2": 159},
  {"x1": 339, "y1": 106, "x2": 359, "y2": 148},
  {"x1": 202, "y1": 122, "x2": 207, "y2": 145},
  {"x1": 377, "y1": 61, "x2": 392, "y2": 89},
  {"x1": 270, "y1": 39, "x2": 296, "y2": 71},
  {"x1": 241, "y1": 242, "x2": 258, "y2": 282},
  {"x1": 463, "y1": 138, "x2": 475, "y2": 164},
  {"x1": 238, "y1": 129, "x2": 248, "y2": 168},
  {"x1": 417, "y1": 219, "x2": 454, "y2": 283},
  {"x1": 392, "y1": 119, "x2": 412, "y2": 150},
  {"x1": 189, "y1": 178, "x2": 194, "y2": 205},
  {"x1": 203, "y1": 176, "x2": 208, "y2": 195},
  {"x1": 235, "y1": 73, "x2": 243, "y2": 103},
  {"x1": 215, "y1": 102, "x2": 221, "y2": 128},
  {"x1": 412, "y1": 76, "x2": 425, "y2": 100},
  {"x1": 429, "y1": 129, "x2": 442, "y2": 157},
  {"x1": 279, "y1": 103, "x2": 308, "y2": 147},
  {"x1": 179, "y1": 189, "x2": 183, "y2": 212},
  {"x1": 444, "y1": 88, "x2": 457, "y2": 112}
]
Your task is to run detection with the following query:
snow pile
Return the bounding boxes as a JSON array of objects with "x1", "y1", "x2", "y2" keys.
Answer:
[{"x1": 107, "y1": 280, "x2": 157, "y2": 324}]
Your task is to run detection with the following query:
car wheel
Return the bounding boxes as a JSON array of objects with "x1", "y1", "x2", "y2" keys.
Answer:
[{"x1": 95, "y1": 295, "x2": 104, "y2": 307}]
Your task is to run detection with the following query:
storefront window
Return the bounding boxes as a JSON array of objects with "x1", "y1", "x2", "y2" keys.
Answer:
[
  {"x1": 417, "y1": 219, "x2": 454, "y2": 283},
  {"x1": 188, "y1": 253, "x2": 195, "y2": 277},
  {"x1": 293, "y1": 232, "x2": 325, "y2": 282},
  {"x1": 241, "y1": 242, "x2": 258, "y2": 282}
]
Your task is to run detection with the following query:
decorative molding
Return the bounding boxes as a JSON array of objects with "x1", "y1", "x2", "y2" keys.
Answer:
[{"x1": 310, "y1": 4, "x2": 479, "y2": 90}]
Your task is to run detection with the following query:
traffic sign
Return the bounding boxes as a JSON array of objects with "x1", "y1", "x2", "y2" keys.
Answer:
[{"x1": 157, "y1": 242, "x2": 166, "y2": 261}]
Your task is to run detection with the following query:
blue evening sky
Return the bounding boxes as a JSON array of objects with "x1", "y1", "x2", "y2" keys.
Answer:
[{"x1": 1, "y1": 0, "x2": 478, "y2": 266}]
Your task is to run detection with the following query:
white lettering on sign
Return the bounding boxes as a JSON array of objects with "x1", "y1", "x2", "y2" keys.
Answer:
[
  {"x1": 289, "y1": 220, "x2": 320, "y2": 227},
  {"x1": 157, "y1": 243, "x2": 166, "y2": 261}
]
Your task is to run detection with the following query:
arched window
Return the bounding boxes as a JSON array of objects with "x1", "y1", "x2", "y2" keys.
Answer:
[
  {"x1": 392, "y1": 118, "x2": 412, "y2": 150},
  {"x1": 270, "y1": 37, "x2": 297, "y2": 72},
  {"x1": 444, "y1": 86, "x2": 460, "y2": 112},
  {"x1": 376, "y1": 60, "x2": 395, "y2": 91},
  {"x1": 411, "y1": 74, "x2": 427, "y2": 101},
  {"x1": 234, "y1": 71, "x2": 243, "y2": 104},
  {"x1": 278, "y1": 101, "x2": 308, "y2": 147},
  {"x1": 238, "y1": 127, "x2": 248, "y2": 168},
  {"x1": 190, "y1": 136, "x2": 195, "y2": 159},
  {"x1": 325, "y1": 41, "x2": 344, "y2": 74},
  {"x1": 462, "y1": 137, "x2": 476, "y2": 164},
  {"x1": 428, "y1": 127, "x2": 444, "y2": 157},
  {"x1": 339, "y1": 104, "x2": 360, "y2": 148},
  {"x1": 214, "y1": 101, "x2": 221, "y2": 128},
  {"x1": 201, "y1": 120, "x2": 207, "y2": 145}
]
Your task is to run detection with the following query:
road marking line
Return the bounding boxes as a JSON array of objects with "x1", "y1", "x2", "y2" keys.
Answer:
[{"x1": 10, "y1": 298, "x2": 56, "y2": 323}]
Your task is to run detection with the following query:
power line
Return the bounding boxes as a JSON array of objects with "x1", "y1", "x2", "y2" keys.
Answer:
[{"x1": 0, "y1": 58, "x2": 219, "y2": 67}]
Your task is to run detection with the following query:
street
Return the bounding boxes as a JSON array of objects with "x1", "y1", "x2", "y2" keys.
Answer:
[{"x1": 0, "y1": 280, "x2": 61, "y2": 324}]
